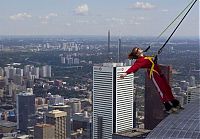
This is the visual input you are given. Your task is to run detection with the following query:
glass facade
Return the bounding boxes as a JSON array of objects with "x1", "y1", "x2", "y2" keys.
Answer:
[{"x1": 146, "y1": 98, "x2": 200, "y2": 138}]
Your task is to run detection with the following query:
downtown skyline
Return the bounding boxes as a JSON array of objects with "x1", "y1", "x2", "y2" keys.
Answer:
[{"x1": 0, "y1": 0, "x2": 199, "y2": 37}]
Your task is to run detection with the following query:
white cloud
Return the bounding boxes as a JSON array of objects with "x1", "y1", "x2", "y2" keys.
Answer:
[
  {"x1": 9, "y1": 13, "x2": 32, "y2": 20},
  {"x1": 74, "y1": 4, "x2": 88, "y2": 15},
  {"x1": 130, "y1": 2, "x2": 155, "y2": 10},
  {"x1": 39, "y1": 13, "x2": 58, "y2": 20},
  {"x1": 39, "y1": 13, "x2": 58, "y2": 24}
]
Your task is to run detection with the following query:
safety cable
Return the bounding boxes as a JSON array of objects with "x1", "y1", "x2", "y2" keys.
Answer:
[
  {"x1": 157, "y1": 0, "x2": 197, "y2": 55},
  {"x1": 143, "y1": 0, "x2": 196, "y2": 53}
]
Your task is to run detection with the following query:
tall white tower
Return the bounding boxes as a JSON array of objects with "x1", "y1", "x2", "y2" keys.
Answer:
[{"x1": 93, "y1": 63, "x2": 134, "y2": 139}]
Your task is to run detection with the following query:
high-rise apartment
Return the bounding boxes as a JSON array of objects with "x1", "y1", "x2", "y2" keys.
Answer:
[
  {"x1": 48, "y1": 105, "x2": 71, "y2": 139},
  {"x1": 34, "y1": 124, "x2": 55, "y2": 139},
  {"x1": 93, "y1": 63, "x2": 134, "y2": 139},
  {"x1": 46, "y1": 110, "x2": 67, "y2": 139},
  {"x1": 108, "y1": 30, "x2": 110, "y2": 54},
  {"x1": 16, "y1": 92, "x2": 35, "y2": 133}
]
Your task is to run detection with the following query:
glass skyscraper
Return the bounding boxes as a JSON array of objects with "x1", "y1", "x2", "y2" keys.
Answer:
[
  {"x1": 93, "y1": 63, "x2": 134, "y2": 139},
  {"x1": 16, "y1": 92, "x2": 35, "y2": 133}
]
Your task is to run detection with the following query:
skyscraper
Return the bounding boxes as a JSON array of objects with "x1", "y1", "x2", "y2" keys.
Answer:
[
  {"x1": 108, "y1": 30, "x2": 110, "y2": 54},
  {"x1": 34, "y1": 124, "x2": 55, "y2": 139},
  {"x1": 48, "y1": 105, "x2": 71, "y2": 139},
  {"x1": 0, "y1": 67, "x2": 4, "y2": 77},
  {"x1": 33, "y1": 67, "x2": 40, "y2": 79},
  {"x1": 144, "y1": 65, "x2": 172, "y2": 130},
  {"x1": 118, "y1": 39, "x2": 122, "y2": 63},
  {"x1": 189, "y1": 76, "x2": 196, "y2": 87},
  {"x1": 93, "y1": 63, "x2": 134, "y2": 139},
  {"x1": 186, "y1": 86, "x2": 200, "y2": 104},
  {"x1": 46, "y1": 110, "x2": 67, "y2": 139},
  {"x1": 16, "y1": 92, "x2": 36, "y2": 133},
  {"x1": 40, "y1": 65, "x2": 51, "y2": 78}
]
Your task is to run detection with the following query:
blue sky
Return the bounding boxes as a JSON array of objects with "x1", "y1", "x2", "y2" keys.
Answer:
[{"x1": 0, "y1": 0, "x2": 199, "y2": 36}]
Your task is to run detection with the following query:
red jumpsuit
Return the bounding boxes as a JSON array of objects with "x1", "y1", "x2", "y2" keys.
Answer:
[{"x1": 126, "y1": 56, "x2": 175, "y2": 103}]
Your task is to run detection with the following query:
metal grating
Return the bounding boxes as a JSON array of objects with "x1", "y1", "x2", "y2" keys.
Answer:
[{"x1": 146, "y1": 98, "x2": 200, "y2": 139}]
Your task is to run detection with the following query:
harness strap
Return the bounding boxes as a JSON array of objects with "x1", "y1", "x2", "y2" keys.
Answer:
[{"x1": 144, "y1": 57, "x2": 159, "y2": 78}]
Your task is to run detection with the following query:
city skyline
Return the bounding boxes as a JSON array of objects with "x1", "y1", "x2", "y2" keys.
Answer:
[
  {"x1": 0, "y1": 35, "x2": 199, "y2": 138},
  {"x1": 0, "y1": 0, "x2": 199, "y2": 37}
]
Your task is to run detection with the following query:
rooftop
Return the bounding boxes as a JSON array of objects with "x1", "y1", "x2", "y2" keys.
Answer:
[
  {"x1": 146, "y1": 98, "x2": 200, "y2": 139},
  {"x1": 113, "y1": 128, "x2": 151, "y2": 138},
  {"x1": 46, "y1": 110, "x2": 67, "y2": 117},
  {"x1": 35, "y1": 123, "x2": 54, "y2": 128},
  {"x1": 0, "y1": 120, "x2": 17, "y2": 128}
]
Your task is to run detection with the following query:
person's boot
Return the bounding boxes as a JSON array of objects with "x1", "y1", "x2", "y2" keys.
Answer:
[
  {"x1": 171, "y1": 99, "x2": 184, "y2": 110},
  {"x1": 163, "y1": 102, "x2": 177, "y2": 114}
]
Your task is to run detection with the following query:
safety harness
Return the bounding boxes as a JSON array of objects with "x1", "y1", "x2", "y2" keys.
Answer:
[{"x1": 144, "y1": 56, "x2": 159, "y2": 79}]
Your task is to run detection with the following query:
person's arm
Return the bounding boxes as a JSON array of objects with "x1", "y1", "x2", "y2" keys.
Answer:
[
  {"x1": 126, "y1": 62, "x2": 142, "y2": 74},
  {"x1": 119, "y1": 59, "x2": 147, "y2": 79}
]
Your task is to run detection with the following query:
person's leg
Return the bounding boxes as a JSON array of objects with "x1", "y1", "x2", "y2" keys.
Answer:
[
  {"x1": 163, "y1": 102, "x2": 172, "y2": 111},
  {"x1": 163, "y1": 102, "x2": 178, "y2": 113},
  {"x1": 171, "y1": 99, "x2": 184, "y2": 109},
  {"x1": 151, "y1": 73, "x2": 174, "y2": 102},
  {"x1": 151, "y1": 73, "x2": 178, "y2": 112},
  {"x1": 159, "y1": 75, "x2": 184, "y2": 109}
]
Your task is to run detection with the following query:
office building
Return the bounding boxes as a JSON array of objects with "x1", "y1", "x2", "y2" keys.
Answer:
[
  {"x1": 0, "y1": 67, "x2": 4, "y2": 76},
  {"x1": 16, "y1": 92, "x2": 35, "y2": 133},
  {"x1": 74, "y1": 58, "x2": 80, "y2": 65},
  {"x1": 13, "y1": 75, "x2": 23, "y2": 85},
  {"x1": 16, "y1": 68, "x2": 23, "y2": 76},
  {"x1": 72, "y1": 112, "x2": 92, "y2": 139},
  {"x1": 0, "y1": 76, "x2": 5, "y2": 89},
  {"x1": 189, "y1": 76, "x2": 196, "y2": 87},
  {"x1": 180, "y1": 80, "x2": 189, "y2": 91},
  {"x1": 187, "y1": 86, "x2": 200, "y2": 103},
  {"x1": 108, "y1": 30, "x2": 110, "y2": 54},
  {"x1": 34, "y1": 124, "x2": 55, "y2": 139},
  {"x1": 67, "y1": 58, "x2": 73, "y2": 65},
  {"x1": 61, "y1": 56, "x2": 66, "y2": 64},
  {"x1": 71, "y1": 100, "x2": 81, "y2": 114},
  {"x1": 33, "y1": 67, "x2": 40, "y2": 79},
  {"x1": 0, "y1": 120, "x2": 17, "y2": 133},
  {"x1": 173, "y1": 87, "x2": 181, "y2": 95},
  {"x1": 48, "y1": 105, "x2": 71, "y2": 139},
  {"x1": 117, "y1": 38, "x2": 122, "y2": 63},
  {"x1": 40, "y1": 65, "x2": 51, "y2": 78},
  {"x1": 23, "y1": 65, "x2": 32, "y2": 77},
  {"x1": 93, "y1": 63, "x2": 134, "y2": 139},
  {"x1": 144, "y1": 65, "x2": 172, "y2": 130},
  {"x1": 48, "y1": 95, "x2": 64, "y2": 106},
  {"x1": 0, "y1": 89, "x2": 4, "y2": 98},
  {"x1": 46, "y1": 110, "x2": 67, "y2": 139}
]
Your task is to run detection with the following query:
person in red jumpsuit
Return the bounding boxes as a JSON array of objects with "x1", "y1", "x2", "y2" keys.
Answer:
[{"x1": 120, "y1": 47, "x2": 183, "y2": 113}]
